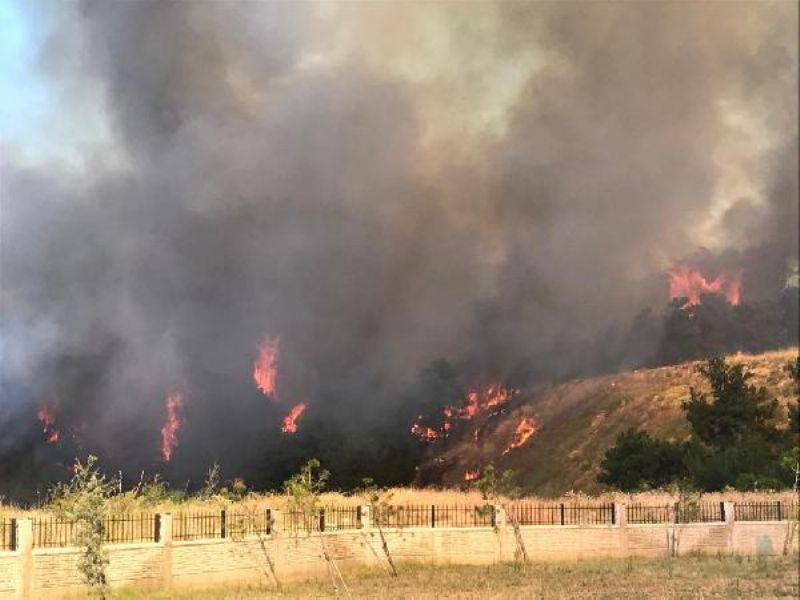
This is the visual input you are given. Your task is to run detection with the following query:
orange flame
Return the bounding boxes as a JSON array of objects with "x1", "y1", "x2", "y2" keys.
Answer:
[
  {"x1": 160, "y1": 391, "x2": 184, "y2": 462},
  {"x1": 464, "y1": 470, "x2": 479, "y2": 482},
  {"x1": 411, "y1": 418, "x2": 441, "y2": 442},
  {"x1": 668, "y1": 266, "x2": 741, "y2": 307},
  {"x1": 461, "y1": 382, "x2": 512, "y2": 418},
  {"x1": 281, "y1": 402, "x2": 306, "y2": 434},
  {"x1": 253, "y1": 336, "x2": 279, "y2": 397},
  {"x1": 37, "y1": 405, "x2": 59, "y2": 443},
  {"x1": 410, "y1": 382, "x2": 515, "y2": 443},
  {"x1": 502, "y1": 417, "x2": 538, "y2": 455}
]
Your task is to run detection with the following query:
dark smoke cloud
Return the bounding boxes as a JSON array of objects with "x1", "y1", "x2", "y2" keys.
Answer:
[{"x1": 1, "y1": 2, "x2": 796, "y2": 494}]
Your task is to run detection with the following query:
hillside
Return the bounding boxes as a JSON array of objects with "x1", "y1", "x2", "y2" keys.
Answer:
[{"x1": 416, "y1": 348, "x2": 799, "y2": 496}]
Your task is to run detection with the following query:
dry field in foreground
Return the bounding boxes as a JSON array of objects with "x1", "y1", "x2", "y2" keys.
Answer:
[{"x1": 85, "y1": 555, "x2": 799, "y2": 599}]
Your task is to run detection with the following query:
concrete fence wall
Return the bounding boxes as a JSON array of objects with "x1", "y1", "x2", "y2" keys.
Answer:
[{"x1": 0, "y1": 502, "x2": 796, "y2": 599}]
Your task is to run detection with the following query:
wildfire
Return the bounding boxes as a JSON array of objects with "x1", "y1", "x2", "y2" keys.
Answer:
[
  {"x1": 37, "y1": 405, "x2": 59, "y2": 443},
  {"x1": 281, "y1": 402, "x2": 307, "y2": 434},
  {"x1": 410, "y1": 382, "x2": 516, "y2": 443},
  {"x1": 160, "y1": 391, "x2": 184, "y2": 462},
  {"x1": 502, "y1": 417, "x2": 538, "y2": 455},
  {"x1": 253, "y1": 336, "x2": 279, "y2": 397},
  {"x1": 411, "y1": 418, "x2": 441, "y2": 442},
  {"x1": 464, "y1": 470, "x2": 479, "y2": 482},
  {"x1": 668, "y1": 265, "x2": 741, "y2": 307},
  {"x1": 461, "y1": 382, "x2": 512, "y2": 418}
]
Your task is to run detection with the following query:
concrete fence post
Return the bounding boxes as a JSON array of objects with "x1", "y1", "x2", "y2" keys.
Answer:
[
  {"x1": 493, "y1": 505, "x2": 507, "y2": 528},
  {"x1": 614, "y1": 503, "x2": 628, "y2": 558},
  {"x1": 723, "y1": 501, "x2": 736, "y2": 554},
  {"x1": 613, "y1": 503, "x2": 627, "y2": 528},
  {"x1": 360, "y1": 506, "x2": 372, "y2": 530},
  {"x1": 158, "y1": 513, "x2": 173, "y2": 588},
  {"x1": 270, "y1": 509, "x2": 282, "y2": 535},
  {"x1": 493, "y1": 506, "x2": 508, "y2": 563},
  {"x1": 723, "y1": 502, "x2": 735, "y2": 525},
  {"x1": 17, "y1": 518, "x2": 33, "y2": 599}
]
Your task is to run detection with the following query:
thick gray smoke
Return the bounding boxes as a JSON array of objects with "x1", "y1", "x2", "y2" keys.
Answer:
[{"x1": 1, "y1": 2, "x2": 797, "y2": 493}]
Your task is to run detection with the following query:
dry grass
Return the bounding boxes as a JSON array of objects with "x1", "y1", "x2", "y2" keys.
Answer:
[{"x1": 95, "y1": 555, "x2": 799, "y2": 599}]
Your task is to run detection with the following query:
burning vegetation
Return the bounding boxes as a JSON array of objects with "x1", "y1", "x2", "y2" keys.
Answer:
[
  {"x1": 253, "y1": 336, "x2": 280, "y2": 398},
  {"x1": 281, "y1": 403, "x2": 307, "y2": 434},
  {"x1": 37, "y1": 404, "x2": 60, "y2": 443},
  {"x1": 502, "y1": 417, "x2": 538, "y2": 455},
  {"x1": 668, "y1": 265, "x2": 741, "y2": 308},
  {"x1": 160, "y1": 391, "x2": 184, "y2": 462},
  {"x1": 410, "y1": 383, "x2": 516, "y2": 443}
]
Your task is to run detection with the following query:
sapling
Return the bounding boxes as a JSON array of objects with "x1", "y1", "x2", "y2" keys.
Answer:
[
  {"x1": 357, "y1": 478, "x2": 398, "y2": 577},
  {"x1": 476, "y1": 465, "x2": 529, "y2": 563},
  {"x1": 49, "y1": 455, "x2": 115, "y2": 598},
  {"x1": 283, "y1": 459, "x2": 350, "y2": 597}
]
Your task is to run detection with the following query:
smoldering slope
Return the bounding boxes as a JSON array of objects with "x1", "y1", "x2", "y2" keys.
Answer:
[{"x1": 0, "y1": 2, "x2": 797, "y2": 496}]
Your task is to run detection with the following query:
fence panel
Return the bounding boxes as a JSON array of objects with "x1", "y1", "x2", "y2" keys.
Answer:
[
  {"x1": 734, "y1": 501, "x2": 798, "y2": 522},
  {"x1": 227, "y1": 510, "x2": 273, "y2": 538},
  {"x1": 509, "y1": 504, "x2": 560, "y2": 526},
  {"x1": 102, "y1": 514, "x2": 157, "y2": 544},
  {"x1": 627, "y1": 504, "x2": 671, "y2": 524},
  {"x1": 431, "y1": 505, "x2": 494, "y2": 528},
  {"x1": 32, "y1": 514, "x2": 158, "y2": 547},
  {"x1": 563, "y1": 503, "x2": 615, "y2": 525},
  {"x1": 374, "y1": 505, "x2": 432, "y2": 529},
  {"x1": 172, "y1": 511, "x2": 223, "y2": 541},
  {"x1": 0, "y1": 520, "x2": 14, "y2": 551},
  {"x1": 321, "y1": 507, "x2": 361, "y2": 531},
  {"x1": 675, "y1": 502, "x2": 723, "y2": 523},
  {"x1": 33, "y1": 517, "x2": 78, "y2": 548}
]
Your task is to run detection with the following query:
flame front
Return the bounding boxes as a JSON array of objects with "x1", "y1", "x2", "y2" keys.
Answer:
[
  {"x1": 160, "y1": 391, "x2": 184, "y2": 462},
  {"x1": 410, "y1": 382, "x2": 515, "y2": 443},
  {"x1": 668, "y1": 266, "x2": 741, "y2": 307},
  {"x1": 281, "y1": 402, "x2": 306, "y2": 434},
  {"x1": 502, "y1": 417, "x2": 538, "y2": 455},
  {"x1": 253, "y1": 336, "x2": 279, "y2": 397},
  {"x1": 463, "y1": 469, "x2": 479, "y2": 482},
  {"x1": 37, "y1": 405, "x2": 59, "y2": 443}
]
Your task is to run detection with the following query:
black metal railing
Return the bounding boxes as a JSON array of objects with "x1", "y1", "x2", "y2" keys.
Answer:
[
  {"x1": 734, "y1": 501, "x2": 798, "y2": 522},
  {"x1": 319, "y1": 507, "x2": 362, "y2": 531},
  {"x1": 102, "y1": 514, "x2": 157, "y2": 544},
  {"x1": 509, "y1": 504, "x2": 561, "y2": 525},
  {"x1": 675, "y1": 502, "x2": 724, "y2": 523},
  {"x1": 172, "y1": 511, "x2": 223, "y2": 541},
  {"x1": 627, "y1": 504, "x2": 671, "y2": 524},
  {"x1": 226, "y1": 510, "x2": 273, "y2": 538},
  {"x1": 33, "y1": 517, "x2": 78, "y2": 548},
  {"x1": 429, "y1": 505, "x2": 494, "y2": 528},
  {"x1": 511, "y1": 503, "x2": 615, "y2": 526},
  {"x1": 32, "y1": 514, "x2": 158, "y2": 548},
  {"x1": 0, "y1": 520, "x2": 14, "y2": 551},
  {"x1": 374, "y1": 505, "x2": 433, "y2": 529}
]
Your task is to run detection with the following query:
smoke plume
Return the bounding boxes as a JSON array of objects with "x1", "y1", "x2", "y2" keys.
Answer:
[{"x1": 1, "y1": 2, "x2": 796, "y2": 495}]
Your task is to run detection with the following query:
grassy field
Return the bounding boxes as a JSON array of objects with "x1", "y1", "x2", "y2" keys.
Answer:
[{"x1": 94, "y1": 555, "x2": 799, "y2": 599}]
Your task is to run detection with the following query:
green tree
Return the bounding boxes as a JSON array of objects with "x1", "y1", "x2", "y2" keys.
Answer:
[
  {"x1": 50, "y1": 456, "x2": 115, "y2": 597},
  {"x1": 599, "y1": 357, "x2": 790, "y2": 492},
  {"x1": 598, "y1": 430, "x2": 685, "y2": 491},
  {"x1": 683, "y1": 357, "x2": 780, "y2": 448}
]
